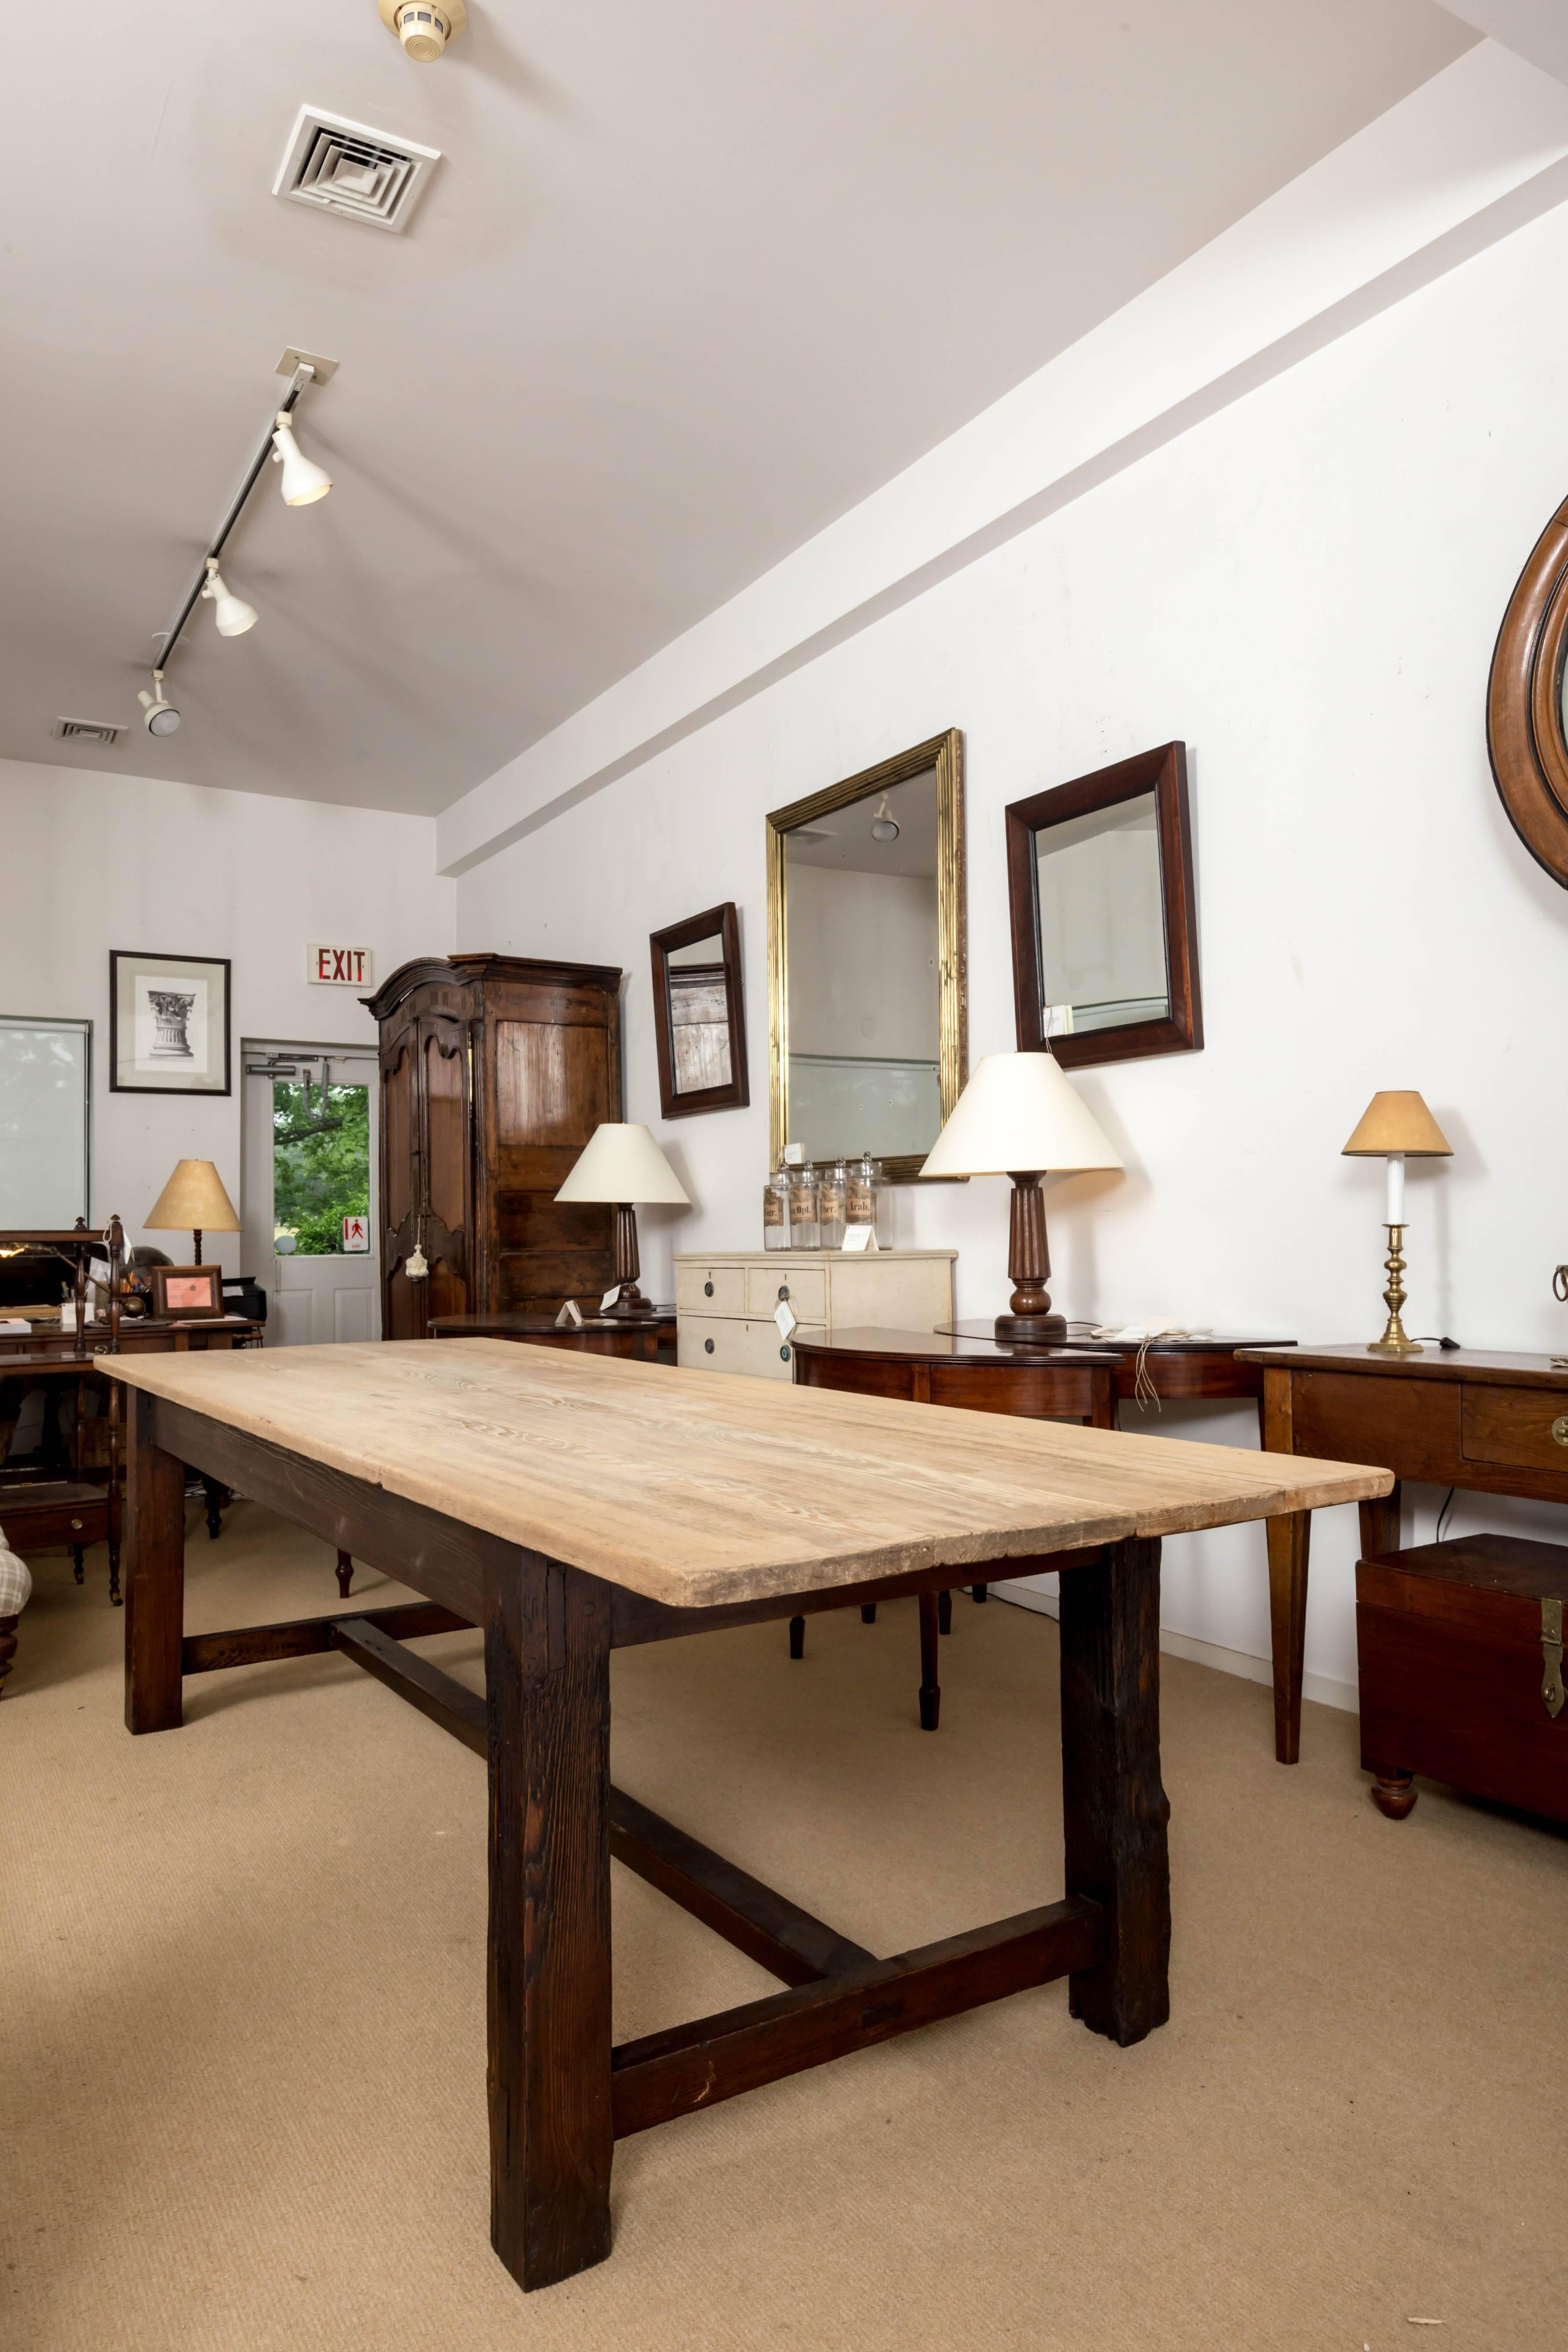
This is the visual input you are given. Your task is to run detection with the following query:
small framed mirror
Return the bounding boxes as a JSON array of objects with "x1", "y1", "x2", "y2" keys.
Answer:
[
  {"x1": 767, "y1": 729, "x2": 966, "y2": 1181},
  {"x1": 649, "y1": 901, "x2": 749, "y2": 1119},
  {"x1": 1005, "y1": 740, "x2": 1200, "y2": 1070}
]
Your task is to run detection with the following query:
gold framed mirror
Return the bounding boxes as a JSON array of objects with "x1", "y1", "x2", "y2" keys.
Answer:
[{"x1": 766, "y1": 729, "x2": 965, "y2": 1182}]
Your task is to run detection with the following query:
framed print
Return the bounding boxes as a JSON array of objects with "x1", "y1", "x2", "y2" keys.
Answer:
[
  {"x1": 109, "y1": 951, "x2": 231, "y2": 1096},
  {"x1": 149, "y1": 1263, "x2": 225, "y2": 1319}
]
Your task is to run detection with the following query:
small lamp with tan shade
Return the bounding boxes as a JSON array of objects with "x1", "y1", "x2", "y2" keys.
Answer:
[
  {"x1": 145, "y1": 1159, "x2": 241, "y2": 1265},
  {"x1": 1341, "y1": 1091, "x2": 1453, "y2": 1356},
  {"x1": 555, "y1": 1123, "x2": 690, "y2": 1320}
]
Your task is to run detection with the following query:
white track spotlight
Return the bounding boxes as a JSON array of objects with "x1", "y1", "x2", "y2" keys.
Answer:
[
  {"x1": 870, "y1": 792, "x2": 901, "y2": 843},
  {"x1": 201, "y1": 559, "x2": 258, "y2": 638},
  {"x1": 271, "y1": 415, "x2": 332, "y2": 506},
  {"x1": 138, "y1": 674, "x2": 181, "y2": 736},
  {"x1": 379, "y1": 0, "x2": 467, "y2": 62}
]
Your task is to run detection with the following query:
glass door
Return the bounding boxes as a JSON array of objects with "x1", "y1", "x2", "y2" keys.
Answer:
[{"x1": 241, "y1": 1043, "x2": 380, "y2": 1345}]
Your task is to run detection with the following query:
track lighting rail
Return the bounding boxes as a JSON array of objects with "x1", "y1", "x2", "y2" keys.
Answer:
[{"x1": 153, "y1": 364, "x2": 320, "y2": 676}]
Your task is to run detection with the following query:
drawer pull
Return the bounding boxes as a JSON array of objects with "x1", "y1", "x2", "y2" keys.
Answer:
[
  {"x1": 704, "y1": 1338, "x2": 715, "y2": 1355},
  {"x1": 780, "y1": 1345, "x2": 791, "y2": 1363},
  {"x1": 1544, "y1": 1599, "x2": 1566, "y2": 1719},
  {"x1": 704, "y1": 1280, "x2": 714, "y2": 1298},
  {"x1": 70, "y1": 1518, "x2": 83, "y2": 1531},
  {"x1": 1553, "y1": 1417, "x2": 1568, "y2": 1448},
  {"x1": 777, "y1": 1284, "x2": 789, "y2": 1301}
]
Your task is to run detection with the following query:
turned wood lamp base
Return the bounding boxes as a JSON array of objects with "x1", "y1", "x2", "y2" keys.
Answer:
[
  {"x1": 993, "y1": 1173, "x2": 1068, "y2": 1343},
  {"x1": 600, "y1": 1203, "x2": 662, "y2": 1321}
]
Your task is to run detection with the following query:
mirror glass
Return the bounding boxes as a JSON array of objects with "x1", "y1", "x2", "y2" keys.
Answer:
[
  {"x1": 1033, "y1": 789, "x2": 1169, "y2": 1039},
  {"x1": 783, "y1": 767, "x2": 941, "y2": 1161},
  {"x1": 664, "y1": 932, "x2": 732, "y2": 1095}
]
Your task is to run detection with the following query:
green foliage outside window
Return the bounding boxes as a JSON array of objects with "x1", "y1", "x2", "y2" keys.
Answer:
[{"x1": 272, "y1": 1082, "x2": 370, "y2": 1256}]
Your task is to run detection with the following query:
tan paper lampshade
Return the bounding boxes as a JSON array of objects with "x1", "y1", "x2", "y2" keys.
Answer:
[
  {"x1": 1341, "y1": 1092, "x2": 1453, "y2": 1160},
  {"x1": 555, "y1": 1123, "x2": 689, "y2": 1319},
  {"x1": 146, "y1": 1159, "x2": 241, "y2": 1264},
  {"x1": 921, "y1": 1052, "x2": 1122, "y2": 1341}
]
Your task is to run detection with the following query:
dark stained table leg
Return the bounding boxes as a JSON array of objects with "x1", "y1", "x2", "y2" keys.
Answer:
[
  {"x1": 917, "y1": 1590, "x2": 941, "y2": 1730},
  {"x1": 486, "y1": 1554, "x2": 613, "y2": 2294},
  {"x1": 1358, "y1": 1484, "x2": 1402, "y2": 1561},
  {"x1": 1058, "y1": 1535, "x2": 1170, "y2": 2046},
  {"x1": 0, "y1": 1614, "x2": 17, "y2": 1698},
  {"x1": 203, "y1": 1476, "x2": 226, "y2": 1540},
  {"x1": 1264, "y1": 1513, "x2": 1309, "y2": 1765},
  {"x1": 937, "y1": 1589, "x2": 952, "y2": 1635},
  {"x1": 335, "y1": 1547, "x2": 355, "y2": 1600},
  {"x1": 124, "y1": 1388, "x2": 187, "y2": 1735}
]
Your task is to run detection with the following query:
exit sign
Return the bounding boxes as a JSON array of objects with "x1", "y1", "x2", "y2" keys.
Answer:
[{"x1": 306, "y1": 944, "x2": 375, "y2": 988}]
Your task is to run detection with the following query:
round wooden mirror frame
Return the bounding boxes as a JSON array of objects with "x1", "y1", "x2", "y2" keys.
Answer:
[{"x1": 1488, "y1": 491, "x2": 1568, "y2": 887}]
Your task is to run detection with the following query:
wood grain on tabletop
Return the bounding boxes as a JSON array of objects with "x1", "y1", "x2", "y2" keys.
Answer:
[{"x1": 102, "y1": 1341, "x2": 1390, "y2": 1610}]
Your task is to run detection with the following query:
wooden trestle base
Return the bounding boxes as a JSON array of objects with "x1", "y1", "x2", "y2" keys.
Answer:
[
  {"x1": 179, "y1": 1594, "x2": 1119, "y2": 2147},
  {"x1": 121, "y1": 1385, "x2": 1175, "y2": 2296}
]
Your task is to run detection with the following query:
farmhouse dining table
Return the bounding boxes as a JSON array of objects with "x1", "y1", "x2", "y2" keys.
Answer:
[{"x1": 106, "y1": 1340, "x2": 1389, "y2": 2295}]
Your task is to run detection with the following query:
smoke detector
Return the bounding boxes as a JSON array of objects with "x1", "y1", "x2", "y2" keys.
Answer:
[
  {"x1": 274, "y1": 106, "x2": 443, "y2": 233},
  {"x1": 52, "y1": 717, "x2": 123, "y2": 746},
  {"x1": 379, "y1": 0, "x2": 467, "y2": 61}
]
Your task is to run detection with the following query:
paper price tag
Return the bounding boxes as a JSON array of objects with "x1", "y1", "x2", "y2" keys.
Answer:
[
  {"x1": 841, "y1": 1226, "x2": 879, "y2": 1253},
  {"x1": 555, "y1": 1298, "x2": 585, "y2": 1328},
  {"x1": 600, "y1": 1287, "x2": 622, "y2": 1313},
  {"x1": 774, "y1": 1300, "x2": 798, "y2": 1339}
]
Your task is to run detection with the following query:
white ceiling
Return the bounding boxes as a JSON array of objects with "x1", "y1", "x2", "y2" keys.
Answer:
[{"x1": 3, "y1": 2, "x2": 1476, "y2": 817}]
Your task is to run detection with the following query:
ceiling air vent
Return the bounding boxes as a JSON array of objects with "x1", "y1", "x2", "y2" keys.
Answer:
[
  {"x1": 53, "y1": 718, "x2": 123, "y2": 746},
  {"x1": 273, "y1": 106, "x2": 442, "y2": 234}
]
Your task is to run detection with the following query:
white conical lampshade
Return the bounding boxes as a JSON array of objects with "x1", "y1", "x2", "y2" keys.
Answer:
[
  {"x1": 555, "y1": 1123, "x2": 691, "y2": 1206},
  {"x1": 920, "y1": 1051, "x2": 1123, "y2": 1178},
  {"x1": 272, "y1": 422, "x2": 332, "y2": 507},
  {"x1": 203, "y1": 567, "x2": 258, "y2": 637}
]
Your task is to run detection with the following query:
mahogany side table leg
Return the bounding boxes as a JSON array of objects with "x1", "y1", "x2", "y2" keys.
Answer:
[
  {"x1": 1059, "y1": 1535, "x2": 1170, "y2": 2046},
  {"x1": 1264, "y1": 1513, "x2": 1310, "y2": 1766},
  {"x1": 123, "y1": 1387, "x2": 186, "y2": 1736},
  {"x1": 1259, "y1": 1366, "x2": 1308, "y2": 1765},
  {"x1": 485, "y1": 1553, "x2": 613, "y2": 2293},
  {"x1": 1370, "y1": 1771, "x2": 1417, "y2": 1819},
  {"x1": 917, "y1": 1591, "x2": 941, "y2": 1729},
  {"x1": 0, "y1": 1614, "x2": 17, "y2": 1698},
  {"x1": 335, "y1": 1548, "x2": 355, "y2": 1600},
  {"x1": 937, "y1": 1589, "x2": 952, "y2": 1635},
  {"x1": 1358, "y1": 1485, "x2": 1402, "y2": 1561},
  {"x1": 788, "y1": 1614, "x2": 805, "y2": 1659}
]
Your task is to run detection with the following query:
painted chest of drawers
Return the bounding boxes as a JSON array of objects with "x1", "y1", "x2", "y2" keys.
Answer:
[{"x1": 674, "y1": 1250, "x2": 955, "y2": 1382}]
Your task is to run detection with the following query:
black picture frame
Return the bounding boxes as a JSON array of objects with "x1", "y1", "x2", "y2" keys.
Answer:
[{"x1": 109, "y1": 951, "x2": 233, "y2": 1097}]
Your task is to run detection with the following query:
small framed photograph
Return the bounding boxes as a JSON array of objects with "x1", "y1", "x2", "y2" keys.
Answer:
[
  {"x1": 150, "y1": 1264, "x2": 226, "y2": 1320},
  {"x1": 109, "y1": 951, "x2": 232, "y2": 1096}
]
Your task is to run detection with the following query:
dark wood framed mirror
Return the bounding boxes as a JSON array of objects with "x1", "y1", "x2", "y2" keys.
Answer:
[
  {"x1": 1488, "y1": 490, "x2": 1568, "y2": 888},
  {"x1": 649, "y1": 901, "x2": 749, "y2": 1119},
  {"x1": 1005, "y1": 740, "x2": 1200, "y2": 1070}
]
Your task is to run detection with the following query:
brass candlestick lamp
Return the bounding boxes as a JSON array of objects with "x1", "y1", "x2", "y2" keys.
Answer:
[{"x1": 1341, "y1": 1092, "x2": 1453, "y2": 1355}]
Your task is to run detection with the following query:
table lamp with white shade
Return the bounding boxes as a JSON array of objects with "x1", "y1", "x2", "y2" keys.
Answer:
[
  {"x1": 555, "y1": 1123, "x2": 691, "y2": 1320},
  {"x1": 1341, "y1": 1090, "x2": 1452, "y2": 1356},
  {"x1": 920, "y1": 1050, "x2": 1123, "y2": 1341},
  {"x1": 145, "y1": 1159, "x2": 241, "y2": 1264}
]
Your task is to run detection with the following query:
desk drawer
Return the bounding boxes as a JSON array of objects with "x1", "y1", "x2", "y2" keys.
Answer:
[
  {"x1": 679, "y1": 1315, "x2": 825, "y2": 1379},
  {"x1": 745, "y1": 1265, "x2": 826, "y2": 1321},
  {"x1": 1461, "y1": 1384, "x2": 1568, "y2": 1473},
  {"x1": 926, "y1": 1362, "x2": 1100, "y2": 1420},
  {"x1": 675, "y1": 1265, "x2": 746, "y2": 1317},
  {"x1": 1291, "y1": 1371, "x2": 1457, "y2": 1483}
]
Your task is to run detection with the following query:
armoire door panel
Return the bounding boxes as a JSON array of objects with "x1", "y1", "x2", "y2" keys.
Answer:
[
  {"x1": 495, "y1": 1021, "x2": 609, "y2": 1147},
  {"x1": 423, "y1": 1027, "x2": 469, "y2": 1241},
  {"x1": 382, "y1": 1034, "x2": 416, "y2": 1238},
  {"x1": 499, "y1": 1249, "x2": 616, "y2": 1311},
  {"x1": 496, "y1": 1193, "x2": 612, "y2": 1253},
  {"x1": 495, "y1": 1144, "x2": 593, "y2": 1196}
]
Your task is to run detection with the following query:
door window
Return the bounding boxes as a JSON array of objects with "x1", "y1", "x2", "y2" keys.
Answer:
[{"x1": 272, "y1": 1078, "x2": 371, "y2": 1257}]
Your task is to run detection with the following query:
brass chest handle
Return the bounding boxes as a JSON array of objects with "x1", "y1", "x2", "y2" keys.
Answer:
[
  {"x1": 1543, "y1": 1598, "x2": 1565, "y2": 1720},
  {"x1": 1552, "y1": 1416, "x2": 1568, "y2": 1448}
]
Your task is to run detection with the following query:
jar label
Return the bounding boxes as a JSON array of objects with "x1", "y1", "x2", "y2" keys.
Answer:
[
  {"x1": 763, "y1": 1191, "x2": 785, "y2": 1229},
  {"x1": 847, "y1": 1178, "x2": 875, "y2": 1221}
]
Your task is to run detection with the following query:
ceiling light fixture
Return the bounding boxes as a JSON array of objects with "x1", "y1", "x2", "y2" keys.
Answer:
[
  {"x1": 131, "y1": 349, "x2": 338, "y2": 732},
  {"x1": 270, "y1": 416, "x2": 332, "y2": 506},
  {"x1": 138, "y1": 674, "x2": 181, "y2": 736},
  {"x1": 870, "y1": 793, "x2": 901, "y2": 843},
  {"x1": 379, "y1": 0, "x2": 467, "y2": 62},
  {"x1": 201, "y1": 560, "x2": 259, "y2": 637}
]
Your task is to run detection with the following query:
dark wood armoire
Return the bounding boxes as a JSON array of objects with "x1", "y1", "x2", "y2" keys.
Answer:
[{"x1": 363, "y1": 953, "x2": 624, "y2": 1342}]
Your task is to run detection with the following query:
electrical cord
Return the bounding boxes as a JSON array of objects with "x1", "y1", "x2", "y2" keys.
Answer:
[{"x1": 1434, "y1": 1488, "x2": 1456, "y2": 1544}]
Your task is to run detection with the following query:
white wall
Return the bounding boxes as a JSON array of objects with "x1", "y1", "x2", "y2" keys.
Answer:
[
  {"x1": 456, "y1": 190, "x2": 1568, "y2": 1709},
  {"x1": 0, "y1": 759, "x2": 455, "y2": 1279}
]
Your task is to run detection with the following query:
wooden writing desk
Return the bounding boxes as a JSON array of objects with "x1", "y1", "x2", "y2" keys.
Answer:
[
  {"x1": 106, "y1": 1341, "x2": 1386, "y2": 2295},
  {"x1": 1238, "y1": 1343, "x2": 1568, "y2": 1764}
]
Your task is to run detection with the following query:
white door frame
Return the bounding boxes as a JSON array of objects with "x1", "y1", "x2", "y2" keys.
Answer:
[{"x1": 241, "y1": 1037, "x2": 382, "y2": 1344}]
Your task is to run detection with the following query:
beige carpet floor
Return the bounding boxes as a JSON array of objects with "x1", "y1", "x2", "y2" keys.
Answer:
[{"x1": 2, "y1": 1501, "x2": 1564, "y2": 2352}]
